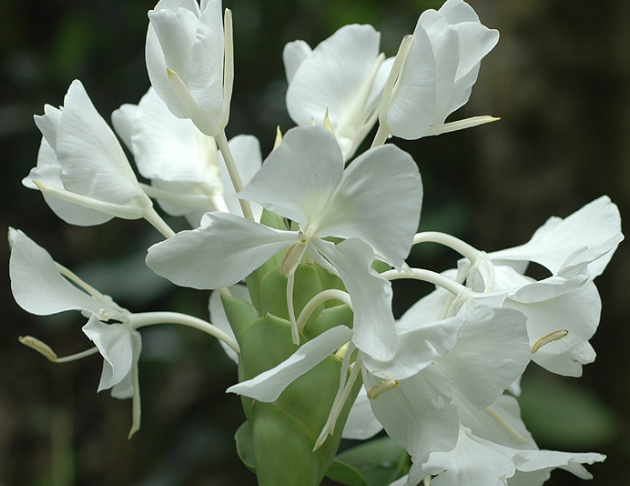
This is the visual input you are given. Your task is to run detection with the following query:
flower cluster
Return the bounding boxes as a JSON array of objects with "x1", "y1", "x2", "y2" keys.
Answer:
[{"x1": 9, "y1": 0, "x2": 621, "y2": 485}]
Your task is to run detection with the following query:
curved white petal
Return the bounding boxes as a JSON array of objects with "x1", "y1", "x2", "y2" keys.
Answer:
[
  {"x1": 226, "y1": 325, "x2": 352, "y2": 401},
  {"x1": 24, "y1": 139, "x2": 114, "y2": 226},
  {"x1": 362, "y1": 315, "x2": 463, "y2": 382},
  {"x1": 420, "y1": 427, "x2": 517, "y2": 486},
  {"x1": 489, "y1": 196, "x2": 622, "y2": 278},
  {"x1": 9, "y1": 228, "x2": 109, "y2": 316},
  {"x1": 369, "y1": 365, "x2": 460, "y2": 464},
  {"x1": 146, "y1": 212, "x2": 296, "y2": 289},
  {"x1": 83, "y1": 316, "x2": 135, "y2": 391}
]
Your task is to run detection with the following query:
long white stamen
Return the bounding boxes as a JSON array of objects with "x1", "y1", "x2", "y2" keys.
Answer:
[
  {"x1": 130, "y1": 311, "x2": 240, "y2": 353},
  {"x1": 314, "y1": 353, "x2": 362, "y2": 451},
  {"x1": 383, "y1": 268, "x2": 467, "y2": 297},
  {"x1": 296, "y1": 289, "x2": 352, "y2": 332}
]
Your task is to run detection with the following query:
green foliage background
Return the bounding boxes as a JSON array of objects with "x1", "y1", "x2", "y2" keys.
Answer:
[{"x1": 0, "y1": 0, "x2": 628, "y2": 485}]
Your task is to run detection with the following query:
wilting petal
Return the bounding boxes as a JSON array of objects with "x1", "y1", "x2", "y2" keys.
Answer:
[{"x1": 83, "y1": 316, "x2": 135, "y2": 391}]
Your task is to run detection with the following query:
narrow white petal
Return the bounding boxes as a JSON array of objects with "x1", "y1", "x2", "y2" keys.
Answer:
[
  {"x1": 313, "y1": 238, "x2": 397, "y2": 361},
  {"x1": 384, "y1": 20, "x2": 437, "y2": 139},
  {"x1": 227, "y1": 325, "x2": 352, "y2": 401}
]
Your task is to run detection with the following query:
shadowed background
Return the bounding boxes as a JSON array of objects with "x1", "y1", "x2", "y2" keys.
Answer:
[{"x1": 1, "y1": 0, "x2": 628, "y2": 484}]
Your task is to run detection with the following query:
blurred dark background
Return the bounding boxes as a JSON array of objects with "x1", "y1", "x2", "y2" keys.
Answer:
[{"x1": 1, "y1": 0, "x2": 628, "y2": 485}]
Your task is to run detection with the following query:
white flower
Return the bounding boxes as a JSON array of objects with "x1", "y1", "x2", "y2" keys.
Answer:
[
  {"x1": 378, "y1": 0, "x2": 499, "y2": 141},
  {"x1": 409, "y1": 196, "x2": 623, "y2": 377},
  {"x1": 146, "y1": 0, "x2": 233, "y2": 136},
  {"x1": 365, "y1": 304, "x2": 530, "y2": 465},
  {"x1": 284, "y1": 24, "x2": 393, "y2": 160},
  {"x1": 9, "y1": 228, "x2": 142, "y2": 437},
  {"x1": 112, "y1": 88, "x2": 262, "y2": 226},
  {"x1": 147, "y1": 125, "x2": 423, "y2": 360},
  {"x1": 402, "y1": 394, "x2": 606, "y2": 486},
  {"x1": 23, "y1": 80, "x2": 161, "y2": 230}
]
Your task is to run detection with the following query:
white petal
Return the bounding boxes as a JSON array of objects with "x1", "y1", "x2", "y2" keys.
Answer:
[
  {"x1": 362, "y1": 315, "x2": 463, "y2": 381},
  {"x1": 421, "y1": 427, "x2": 517, "y2": 486},
  {"x1": 286, "y1": 24, "x2": 380, "y2": 129},
  {"x1": 341, "y1": 387, "x2": 383, "y2": 440},
  {"x1": 83, "y1": 316, "x2": 135, "y2": 391},
  {"x1": 385, "y1": 20, "x2": 437, "y2": 139},
  {"x1": 434, "y1": 306, "x2": 530, "y2": 409},
  {"x1": 111, "y1": 103, "x2": 136, "y2": 150},
  {"x1": 208, "y1": 284, "x2": 250, "y2": 364},
  {"x1": 282, "y1": 39, "x2": 312, "y2": 83},
  {"x1": 186, "y1": 0, "x2": 225, "y2": 108},
  {"x1": 369, "y1": 365, "x2": 460, "y2": 464},
  {"x1": 9, "y1": 228, "x2": 106, "y2": 316},
  {"x1": 323, "y1": 144, "x2": 422, "y2": 268},
  {"x1": 148, "y1": 7, "x2": 197, "y2": 77},
  {"x1": 146, "y1": 212, "x2": 296, "y2": 289},
  {"x1": 313, "y1": 238, "x2": 397, "y2": 361},
  {"x1": 227, "y1": 325, "x2": 352, "y2": 401},
  {"x1": 454, "y1": 393, "x2": 535, "y2": 450},
  {"x1": 238, "y1": 125, "x2": 344, "y2": 225},
  {"x1": 489, "y1": 196, "x2": 622, "y2": 277},
  {"x1": 25, "y1": 139, "x2": 114, "y2": 226},
  {"x1": 130, "y1": 88, "x2": 219, "y2": 182},
  {"x1": 439, "y1": 0, "x2": 480, "y2": 23},
  {"x1": 55, "y1": 81, "x2": 149, "y2": 210}
]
